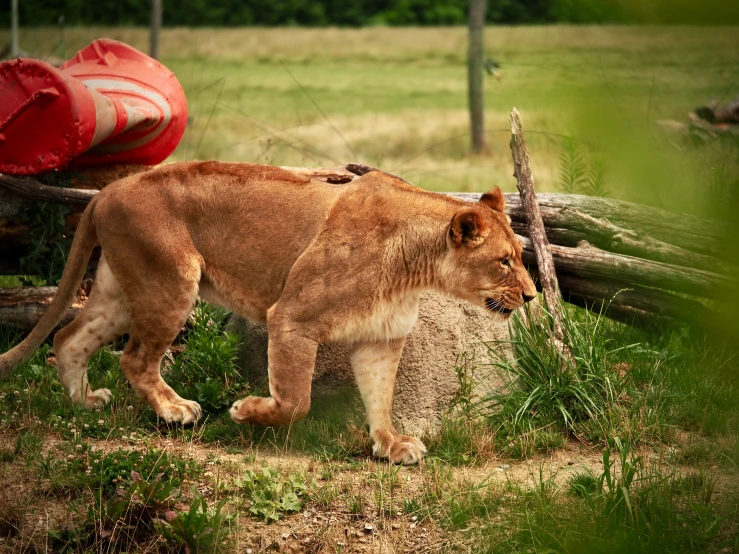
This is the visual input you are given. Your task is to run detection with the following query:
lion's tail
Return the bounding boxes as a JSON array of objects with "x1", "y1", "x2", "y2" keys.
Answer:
[{"x1": 0, "y1": 196, "x2": 100, "y2": 379}]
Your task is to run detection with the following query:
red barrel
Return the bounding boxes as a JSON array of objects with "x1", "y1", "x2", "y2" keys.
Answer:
[{"x1": 0, "y1": 39, "x2": 187, "y2": 175}]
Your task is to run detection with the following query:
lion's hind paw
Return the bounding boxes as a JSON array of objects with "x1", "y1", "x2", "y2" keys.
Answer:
[
  {"x1": 82, "y1": 388, "x2": 113, "y2": 409},
  {"x1": 157, "y1": 398, "x2": 202, "y2": 425}
]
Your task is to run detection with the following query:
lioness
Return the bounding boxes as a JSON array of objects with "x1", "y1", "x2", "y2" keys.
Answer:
[{"x1": 0, "y1": 162, "x2": 536, "y2": 463}]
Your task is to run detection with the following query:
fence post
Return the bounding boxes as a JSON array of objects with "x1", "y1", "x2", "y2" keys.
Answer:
[
  {"x1": 11, "y1": 0, "x2": 19, "y2": 58},
  {"x1": 150, "y1": 0, "x2": 162, "y2": 60},
  {"x1": 467, "y1": 0, "x2": 487, "y2": 154}
]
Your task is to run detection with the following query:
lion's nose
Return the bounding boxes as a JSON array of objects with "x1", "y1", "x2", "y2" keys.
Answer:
[{"x1": 522, "y1": 292, "x2": 536, "y2": 303}]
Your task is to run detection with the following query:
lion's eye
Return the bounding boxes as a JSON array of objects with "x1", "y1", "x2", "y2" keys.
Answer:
[{"x1": 501, "y1": 258, "x2": 510, "y2": 267}]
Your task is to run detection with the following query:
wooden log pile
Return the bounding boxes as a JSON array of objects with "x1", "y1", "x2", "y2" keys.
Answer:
[{"x1": 0, "y1": 161, "x2": 732, "y2": 329}]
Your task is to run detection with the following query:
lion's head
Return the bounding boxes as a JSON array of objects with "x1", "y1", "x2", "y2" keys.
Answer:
[{"x1": 442, "y1": 187, "x2": 537, "y2": 320}]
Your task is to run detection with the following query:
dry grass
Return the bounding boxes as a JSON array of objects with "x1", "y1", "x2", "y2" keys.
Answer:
[
  {"x1": 6, "y1": 25, "x2": 738, "y2": 64},
  {"x1": 2, "y1": 25, "x2": 736, "y2": 203}
]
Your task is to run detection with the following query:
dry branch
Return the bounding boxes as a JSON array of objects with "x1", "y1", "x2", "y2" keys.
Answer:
[
  {"x1": 0, "y1": 172, "x2": 96, "y2": 205},
  {"x1": 509, "y1": 107, "x2": 568, "y2": 352}
]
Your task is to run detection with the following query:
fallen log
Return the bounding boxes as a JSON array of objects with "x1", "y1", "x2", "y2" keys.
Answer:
[
  {"x1": 0, "y1": 286, "x2": 86, "y2": 331},
  {"x1": 510, "y1": 194, "x2": 726, "y2": 258},
  {"x1": 554, "y1": 272, "x2": 718, "y2": 325},
  {"x1": 509, "y1": 207, "x2": 732, "y2": 276},
  {"x1": 450, "y1": 192, "x2": 729, "y2": 270},
  {"x1": 0, "y1": 165, "x2": 731, "y2": 325},
  {"x1": 517, "y1": 236, "x2": 731, "y2": 300}
]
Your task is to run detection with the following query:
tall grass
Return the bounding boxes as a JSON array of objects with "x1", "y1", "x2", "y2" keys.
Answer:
[
  {"x1": 482, "y1": 302, "x2": 739, "y2": 458},
  {"x1": 485, "y1": 305, "x2": 634, "y2": 440}
]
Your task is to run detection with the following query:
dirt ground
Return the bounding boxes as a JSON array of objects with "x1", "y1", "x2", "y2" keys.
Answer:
[{"x1": 4, "y1": 427, "x2": 726, "y2": 554}]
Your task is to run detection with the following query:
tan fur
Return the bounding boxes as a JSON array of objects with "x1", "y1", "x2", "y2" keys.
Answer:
[{"x1": 0, "y1": 161, "x2": 536, "y2": 464}]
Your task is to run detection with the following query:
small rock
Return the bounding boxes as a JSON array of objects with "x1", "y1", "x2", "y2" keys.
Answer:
[
  {"x1": 281, "y1": 533, "x2": 289, "y2": 540},
  {"x1": 410, "y1": 515, "x2": 418, "y2": 522},
  {"x1": 246, "y1": 550, "x2": 253, "y2": 554},
  {"x1": 500, "y1": 464, "x2": 510, "y2": 470},
  {"x1": 363, "y1": 523, "x2": 374, "y2": 534},
  {"x1": 392, "y1": 523, "x2": 400, "y2": 530}
]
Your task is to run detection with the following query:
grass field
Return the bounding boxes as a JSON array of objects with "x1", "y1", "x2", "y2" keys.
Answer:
[
  {"x1": 4, "y1": 25, "x2": 738, "y2": 212},
  {"x1": 0, "y1": 302, "x2": 737, "y2": 552},
  {"x1": 1, "y1": 25, "x2": 738, "y2": 553}
]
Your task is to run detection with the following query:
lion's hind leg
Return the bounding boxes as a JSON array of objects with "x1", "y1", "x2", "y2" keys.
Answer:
[
  {"x1": 120, "y1": 334, "x2": 202, "y2": 424},
  {"x1": 116, "y1": 263, "x2": 203, "y2": 425},
  {"x1": 54, "y1": 257, "x2": 131, "y2": 408},
  {"x1": 350, "y1": 339, "x2": 427, "y2": 465}
]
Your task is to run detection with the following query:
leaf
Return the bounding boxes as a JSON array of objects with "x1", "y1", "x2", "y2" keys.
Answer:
[{"x1": 280, "y1": 492, "x2": 303, "y2": 512}]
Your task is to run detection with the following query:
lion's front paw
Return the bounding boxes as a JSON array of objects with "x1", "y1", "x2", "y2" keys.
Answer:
[
  {"x1": 373, "y1": 432, "x2": 427, "y2": 465},
  {"x1": 82, "y1": 388, "x2": 113, "y2": 409},
  {"x1": 230, "y1": 397, "x2": 255, "y2": 424},
  {"x1": 157, "y1": 398, "x2": 202, "y2": 425},
  {"x1": 230, "y1": 395, "x2": 308, "y2": 426},
  {"x1": 230, "y1": 396, "x2": 279, "y2": 425}
]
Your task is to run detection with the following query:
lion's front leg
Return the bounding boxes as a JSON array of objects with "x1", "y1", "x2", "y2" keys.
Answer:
[
  {"x1": 350, "y1": 339, "x2": 427, "y2": 465},
  {"x1": 230, "y1": 319, "x2": 318, "y2": 426}
]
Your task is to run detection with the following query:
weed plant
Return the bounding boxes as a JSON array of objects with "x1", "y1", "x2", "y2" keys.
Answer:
[
  {"x1": 159, "y1": 492, "x2": 234, "y2": 554},
  {"x1": 49, "y1": 468, "x2": 233, "y2": 554},
  {"x1": 233, "y1": 465, "x2": 309, "y2": 522},
  {"x1": 166, "y1": 303, "x2": 246, "y2": 415}
]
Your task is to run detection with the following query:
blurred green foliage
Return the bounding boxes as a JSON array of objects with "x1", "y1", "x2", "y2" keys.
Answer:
[{"x1": 5, "y1": 0, "x2": 738, "y2": 27}]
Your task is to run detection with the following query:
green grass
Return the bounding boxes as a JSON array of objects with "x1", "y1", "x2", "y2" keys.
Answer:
[
  {"x1": 479, "y1": 304, "x2": 739, "y2": 463},
  {"x1": 407, "y1": 441, "x2": 737, "y2": 553},
  {"x1": 1, "y1": 299, "x2": 737, "y2": 552}
]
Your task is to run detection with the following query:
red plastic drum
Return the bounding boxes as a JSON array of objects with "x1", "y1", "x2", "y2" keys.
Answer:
[{"x1": 0, "y1": 39, "x2": 187, "y2": 175}]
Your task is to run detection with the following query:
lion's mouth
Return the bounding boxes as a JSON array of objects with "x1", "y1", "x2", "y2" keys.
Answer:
[{"x1": 485, "y1": 298, "x2": 514, "y2": 315}]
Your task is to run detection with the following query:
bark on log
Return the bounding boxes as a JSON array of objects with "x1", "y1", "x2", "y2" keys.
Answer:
[
  {"x1": 0, "y1": 286, "x2": 86, "y2": 331},
  {"x1": 554, "y1": 272, "x2": 718, "y2": 325},
  {"x1": 517, "y1": 236, "x2": 731, "y2": 300}
]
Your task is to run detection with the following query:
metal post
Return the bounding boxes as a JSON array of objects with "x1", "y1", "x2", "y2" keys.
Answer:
[
  {"x1": 150, "y1": 0, "x2": 162, "y2": 60},
  {"x1": 11, "y1": 0, "x2": 19, "y2": 58}
]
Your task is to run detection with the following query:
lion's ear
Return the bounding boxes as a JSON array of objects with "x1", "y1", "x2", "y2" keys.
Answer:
[
  {"x1": 480, "y1": 186, "x2": 505, "y2": 213},
  {"x1": 450, "y1": 209, "x2": 489, "y2": 247}
]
